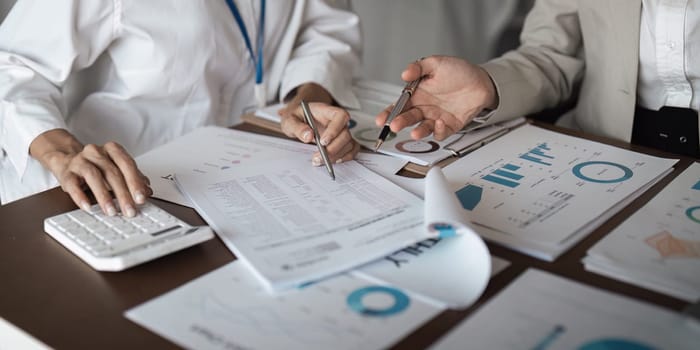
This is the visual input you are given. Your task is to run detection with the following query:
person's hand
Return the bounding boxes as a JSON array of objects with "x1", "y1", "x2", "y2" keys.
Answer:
[
  {"x1": 279, "y1": 83, "x2": 360, "y2": 165},
  {"x1": 29, "y1": 129, "x2": 152, "y2": 217},
  {"x1": 375, "y1": 55, "x2": 499, "y2": 141},
  {"x1": 280, "y1": 102, "x2": 360, "y2": 165}
]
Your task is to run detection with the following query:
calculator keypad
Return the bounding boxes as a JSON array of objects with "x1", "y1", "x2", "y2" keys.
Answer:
[{"x1": 47, "y1": 203, "x2": 185, "y2": 257}]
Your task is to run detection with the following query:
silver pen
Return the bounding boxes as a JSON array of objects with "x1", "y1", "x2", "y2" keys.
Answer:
[
  {"x1": 301, "y1": 100, "x2": 335, "y2": 180},
  {"x1": 374, "y1": 78, "x2": 422, "y2": 151}
]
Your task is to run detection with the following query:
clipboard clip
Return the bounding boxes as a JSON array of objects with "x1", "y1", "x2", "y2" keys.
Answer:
[
  {"x1": 442, "y1": 117, "x2": 527, "y2": 157},
  {"x1": 443, "y1": 128, "x2": 510, "y2": 157}
]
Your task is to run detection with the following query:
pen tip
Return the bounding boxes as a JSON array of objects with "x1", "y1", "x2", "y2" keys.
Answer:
[{"x1": 373, "y1": 140, "x2": 383, "y2": 152}]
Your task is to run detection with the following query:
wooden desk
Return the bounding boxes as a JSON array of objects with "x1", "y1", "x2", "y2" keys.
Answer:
[{"x1": 0, "y1": 122, "x2": 695, "y2": 349}]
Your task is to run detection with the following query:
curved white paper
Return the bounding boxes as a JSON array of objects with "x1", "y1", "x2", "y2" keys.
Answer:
[
  {"x1": 357, "y1": 234, "x2": 491, "y2": 309},
  {"x1": 422, "y1": 167, "x2": 490, "y2": 307},
  {"x1": 424, "y1": 167, "x2": 471, "y2": 237},
  {"x1": 357, "y1": 167, "x2": 491, "y2": 309}
]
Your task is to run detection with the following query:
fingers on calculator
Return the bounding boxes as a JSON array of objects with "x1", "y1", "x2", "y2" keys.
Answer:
[{"x1": 44, "y1": 201, "x2": 213, "y2": 271}]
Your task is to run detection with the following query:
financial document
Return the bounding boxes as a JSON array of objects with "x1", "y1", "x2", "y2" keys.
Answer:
[
  {"x1": 441, "y1": 124, "x2": 678, "y2": 260},
  {"x1": 136, "y1": 126, "x2": 316, "y2": 207},
  {"x1": 126, "y1": 227, "x2": 501, "y2": 349},
  {"x1": 126, "y1": 173, "x2": 501, "y2": 348},
  {"x1": 585, "y1": 162, "x2": 700, "y2": 302},
  {"x1": 126, "y1": 261, "x2": 444, "y2": 350},
  {"x1": 175, "y1": 158, "x2": 428, "y2": 291},
  {"x1": 430, "y1": 269, "x2": 700, "y2": 349}
]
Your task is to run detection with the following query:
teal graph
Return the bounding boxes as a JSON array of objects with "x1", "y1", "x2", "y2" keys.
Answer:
[
  {"x1": 519, "y1": 143, "x2": 554, "y2": 166},
  {"x1": 579, "y1": 338, "x2": 656, "y2": 350},
  {"x1": 456, "y1": 184, "x2": 483, "y2": 210},
  {"x1": 532, "y1": 326, "x2": 657, "y2": 350},
  {"x1": 572, "y1": 161, "x2": 633, "y2": 184},
  {"x1": 347, "y1": 286, "x2": 410, "y2": 317},
  {"x1": 482, "y1": 163, "x2": 523, "y2": 188},
  {"x1": 686, "y1": 206, "x2": 700, "y2": 224}
]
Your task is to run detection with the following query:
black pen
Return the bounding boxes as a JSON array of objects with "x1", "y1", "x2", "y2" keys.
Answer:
[
  {"x1": 301, "y1": 100, "x2": 335, "y2": 180},
  {"x1": 374, "y1": 78, "x2": 422, "y2": 151}
]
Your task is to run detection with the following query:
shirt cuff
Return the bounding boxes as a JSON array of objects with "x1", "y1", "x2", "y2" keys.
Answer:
[
  {"x1": 1, "y1": 100, "x2": 66, "y2": 181},
  {"x1": 279, "y1": 54, "x2": 361, "y2": 110},
  {"x1": 461, "y1": 109, "x2": 496, "y2": 132}
]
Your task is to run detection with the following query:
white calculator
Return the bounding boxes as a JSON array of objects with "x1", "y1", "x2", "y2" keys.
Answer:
[{"x1": 44, "y1": 201, "x2": 214, "y2": 271}]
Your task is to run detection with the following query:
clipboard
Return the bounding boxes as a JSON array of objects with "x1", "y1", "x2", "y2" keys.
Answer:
[{"x1": 242, "y1": 111, "x2": 527, "y2": 176}]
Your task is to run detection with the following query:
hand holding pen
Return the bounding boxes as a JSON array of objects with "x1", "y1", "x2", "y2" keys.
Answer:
[
  {"x1": 300, "y1": 100, "x2": 336, "y2": 180},
  {"x1": 374, "y1": 78, "x2": 421, "y2": 151},
  {"x1": 278, "y1": 86, "x2": 361, "y2": 170},
  {"x1": 374, "y1": 56, "x2": 499, "y2": 142}
]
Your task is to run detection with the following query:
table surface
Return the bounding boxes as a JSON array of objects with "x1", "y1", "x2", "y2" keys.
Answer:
[{"x1": 0, "y1": 121, "x2": 696, "y2": 349}]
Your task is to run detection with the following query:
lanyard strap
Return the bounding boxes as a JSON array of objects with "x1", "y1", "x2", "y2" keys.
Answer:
[{"x1": 224, "y1": 0, "x2": 266, "y2": 84}]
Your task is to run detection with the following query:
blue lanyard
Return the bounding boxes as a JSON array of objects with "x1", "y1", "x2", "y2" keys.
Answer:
[{"x1": 225, "y1": 0, "x2": 265, "y2": 84}]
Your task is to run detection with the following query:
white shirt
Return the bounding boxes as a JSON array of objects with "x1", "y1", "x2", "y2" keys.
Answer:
[
  {"x1": 0, "y1": 0, "x2": 361, "y2": 204},
  {"x1": 637, "y1": 0, "x2": 700, "y2": 111}
]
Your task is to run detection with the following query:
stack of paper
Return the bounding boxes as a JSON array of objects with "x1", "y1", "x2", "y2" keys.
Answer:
[
  {"x1": 129, "y1": 118, "x2": 515, "y2": 349},
  {"x1": 584, "y1": 162, "x2": 700, "y2": 302},
  {"x1": 126, "y1": 245, "x2": 506, "y2": 350},
  {"x1": 137, "y1": 126, "x2": 495, "y2": 296},
  {"x1": 440, "y1": 124, "x2": 678, "y2": 260},
  {"x1": 126, "y1": 164, "x2": 502, "y2": 349},
  {"x1": 173, "y1": 146, "x2": 497, "y2": 290},
  {"x1": 136, "y1": 126, "x2": 318, "y2": 207},
  {"x1": 351, "y1": 79, "x2": 403, "y2": 115},
  {"x1": 430, "y1": 269, "x2": 700, "y2": 349},
  {"x1": 175, "y1": 155, "x2": 430, "y2": 291}
]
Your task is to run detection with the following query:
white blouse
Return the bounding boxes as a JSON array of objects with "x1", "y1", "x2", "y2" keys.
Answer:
[
  {"x1": 0, "y1": 0, "x2": 361, "y2": 204},
  {"x1": 637, "y1": 0, "x2": 699, "y2": 111}
]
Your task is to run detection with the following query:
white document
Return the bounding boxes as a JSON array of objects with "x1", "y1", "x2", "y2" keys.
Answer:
[
  {"x1": 126, "y1": 261, "x2": 444, "y2": 350},
  {"x1": 585, "y1": 162, "x2": 700, "y2": 302},
  {"x1": 125, "y1": 168, "x2": 502, "y2": 348},
  {"x1": 348, "y1": 110, "x2": 523, "y2": 166},
  {"x1": 355, "y1": 166, "x2": 493, "y2": 309},
  {"x1": 430, "y1": 269, "x2": 700, "y2": 350},
  {"x1": 441, "y1": 124, "x2": 678, "y2": 260},
  {"x1": 175, "y1": 158, "x2": 428, "y2": 291},
  {"x1": 355, "y1": 234, "x2": 492, "y2": 309},
  {"x1": 423, "y1": 167, "x2": 475, "y2": 237},
  {"x1": 136, "y1": 126, "x2": 315, "y2": 207},
  {"x1": 0, "y1": 317, "x2": 51, "y2": 350},
  {"x1": 354, "y1": 152, "x2": 427, "y2": 197},
  {"x1": 352, "y1": 79, "x2": 403, "y2": 115},
  {"x1": 354, "y1": 152, "x2": 408, "y2": 179}
]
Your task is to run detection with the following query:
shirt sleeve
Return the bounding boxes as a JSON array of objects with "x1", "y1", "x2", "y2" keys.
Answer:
[
  {"x1": 0, "y1": 0, "x2": 120, "y2": 181},
  {"x1": 479, "y1": 0, "x2": 585, "y2": 126},
  {"x1": 279, "y1": 0, "x2": 361, "y2": 109}
]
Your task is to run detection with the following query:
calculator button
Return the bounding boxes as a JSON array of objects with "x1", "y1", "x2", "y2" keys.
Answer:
[
  {"x1": 107, "y1": 235, "x2": 164, "y2": 255},
  {"x1": 76, "y1": 235, "x2": 100, "y2": 247},
  {"x1": 48, "y1": 215, "x2": 72, "y2": 226}
]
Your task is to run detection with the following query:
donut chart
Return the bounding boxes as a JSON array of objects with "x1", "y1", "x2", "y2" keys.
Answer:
[
  {"x1": 346, "y1": 286, "x2": 410, "y2": 317},
  {"x1": 395, "y1": 140, "x2": 440, "y2": 154},
  {"x1": 572, "y1": 161, "x2": 633, "y2": 184}
]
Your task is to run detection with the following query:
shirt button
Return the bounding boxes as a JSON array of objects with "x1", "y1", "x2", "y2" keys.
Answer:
[{"x1": 668, "y1": 41, "x2": 676, "y2": 50}]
